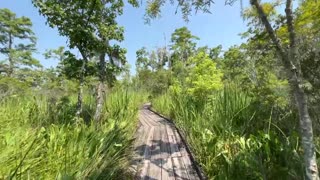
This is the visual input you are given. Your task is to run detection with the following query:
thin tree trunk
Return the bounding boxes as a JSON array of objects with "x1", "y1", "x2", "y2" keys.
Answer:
[
  {"x1": 76, "y1": 48, "x2": 88, "y2": 117},
  {"x1": 8, "y1": 33, "x2": 13, "y2": 77},
  {"x1": 285, "y1": 0, "x2": 319, "y2": 178},
  {"x1": 294, "y1": 79, "x2": 319, "y2": 179},
  {"x1": 93, "y1": 52, "x2": 106, "y2": 122},
  {"x1": 250, "y1": 0, "x2": 319, "y2": 179}
]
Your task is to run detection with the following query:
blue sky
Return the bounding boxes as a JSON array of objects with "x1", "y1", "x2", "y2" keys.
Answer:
[{"x1": 0, "y1": 0, "x2": 250, "y2": 74}]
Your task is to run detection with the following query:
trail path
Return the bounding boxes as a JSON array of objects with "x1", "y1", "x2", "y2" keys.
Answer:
[{"x1": 132, "y1": 104, "x2": 201, "y2": 180}]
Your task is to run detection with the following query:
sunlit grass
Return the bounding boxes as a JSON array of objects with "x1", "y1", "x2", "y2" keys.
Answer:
[
  {"x1": 152, "y1": 85, "x2": 308, "y2": 179},
  {"x1": 0, "y1": 89, "x2": 146, "y2": 179}
]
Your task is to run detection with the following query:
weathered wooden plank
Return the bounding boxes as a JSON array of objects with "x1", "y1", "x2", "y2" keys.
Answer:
[
  {"x1": 166, "y1": 124, "x2": 182, "y2": 158},
  {"x1": 143, "y1": 110, "x2": 160, "y2": 126},
  {"x1": 172, "y1": 157, "x2": 189, "y2": 180},
  {"x1": 147, "y1": 111, "x2": 163, "y2": 123},
  {"x1": 145, "y1": 110, "x2": 163, "y2": 121},
  {"x1": 133, "y1": 127, "x2": 145, "y2": 159},
  {"x1": 140, "y1": 111, "x2": 153, "y2": 128},
  {"x1": 136, "y1": 126, "x2": 153, "y2": 178},
  {"x1": 138, "y1": 125, "x2": 154, "y2": 179},
  {"x1": 172, "y1": 128, "x2": 189, "y2": 157},
  {"x1": 148, "y1": 126, "x2": 162, "y2": 179},
  {"x1": 160, "y1": 124, "x2": 171, "y2": 159},
  {"x1": 132, "y1": 122, "x2": 147, "y2": 173},
  {"x1": 143, "y1": 127, "x2": 155, "y2": 159},
  {"x1": 142, "y1": 110, "x2": 159, "y2": 127},
  {"x1": 139, "y1": 115, "x2": 148, "y2": 128},
  {"x1": 161, "y1": 157, "x2": 175, "y2": 180},
  {"x1": 159, "y1": 124, "x2": 174, "y2": 180},
  {"x1": 181, "y1": 154, "x2": 199, "y2": 180},
  {"x1": 140, "y1": 110, "x2": 152, "y2": 127},
  {"x1": 170, "y1": 122, "x2": 198, "y2": 179},
  {"x1": 133, "y1": 108, "x2": 201, "y2": 180},
  {"x1": 175, "y1": 135, "x2": 198, "y2": 179},
  {"x1": 166, "y1": 123, "x2": 175, "y2": 136},
  {"x1": 139, "y1": 159, "x2": 150, "y2": 179}
]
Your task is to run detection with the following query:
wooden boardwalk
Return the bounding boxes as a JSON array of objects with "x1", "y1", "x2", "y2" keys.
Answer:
[{"x1": 132, "y1": 105, "x2": 201, "y2": 180}]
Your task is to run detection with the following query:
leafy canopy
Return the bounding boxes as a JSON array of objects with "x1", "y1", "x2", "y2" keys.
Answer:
[
  {"x1": 185, "y1": 51, "x2": 223, "y2": 97},
  {"x1": 0, "y1": 8, "x2": 41, "y2": 75}
]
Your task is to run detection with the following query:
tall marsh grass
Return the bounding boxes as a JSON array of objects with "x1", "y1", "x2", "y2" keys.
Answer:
[
  {"x1": 152, "y1": 85, "x2": 310, "y2": 179},
  {"x1": 0, "y1": 89, "x2": 146, "y2": 179}
]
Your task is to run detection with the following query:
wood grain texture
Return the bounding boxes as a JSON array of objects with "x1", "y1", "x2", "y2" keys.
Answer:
[{"x1": 132, "y1": 105, "x2": 200, "y2": 180}]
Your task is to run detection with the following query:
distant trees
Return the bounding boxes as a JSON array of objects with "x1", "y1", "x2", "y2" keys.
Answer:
[
  {"x1": 32, "y1": 0, "x2": 138, "y2": 121},
  {"x1": 135, "y1": 46, "x2": 171, "y2": 95},
  {"x1": 142, "y1": 0, "x2": 319, "y2": 178},
  {"x1": 0, "y1": 8, "x2": 41, "y2": 77},
  {"x1": 170, "y1": 27, "x2": 199, "y2": 66},
  {"x1": 248, "y1": 0, "x2": 319, "y2": 178},
  {"x1": 182, "y1": 51, "x2": 223, "y2": 100},
  {"x1": 135, "y1": 27, "x2": 223, "y2": 101},
  {"x1": 0, "y1": 1, "x2": 319, "y2": 178}
]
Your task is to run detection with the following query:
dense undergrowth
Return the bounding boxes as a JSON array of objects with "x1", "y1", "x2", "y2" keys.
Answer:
[
  {"x1": 0, "y1": 88, "x2": 146, "y2": 179},
  {"x1": 152, "y1": 86, "x2": 320, "y2": 179},
  {"x1": 1, "y1": 0, "x2": 320, "y2": 178}
]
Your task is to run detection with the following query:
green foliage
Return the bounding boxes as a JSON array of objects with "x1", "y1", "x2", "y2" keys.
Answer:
[
  {"x1": 136, "y1": 47, "x2": 150, "y2": 71},
  {"x1": 0, "y1": 89, "x2": 145, "y2": 179},
  {"x1": 136, "y1": 68, "x2": 171, "y2": 96},
  {"x1": 242, "y1": 1, "x2": 279, "y2": 28},
  {"x1": 0, "y1": 76, "x2": 30, "y2": 99},
  {"x1": 33, "y1": 0, "x2": 121, "y2": 50},
  {"x1": 58, "y1": 51, "x2": 96, "y2": 80},
  {"x1": 135, "y1": 27, "x2": 203, "y2": 98},
  {"x1": 185, "y1": 52, "x2": 223, "y2": 99},
  {"x1": 144, "y1": 0, "x2": 214, "y2": 22},
  {"x1": 136, "y1": 46, "x2": 169, "y2": 72},
  {"x1": 152, "y1": 86, "x2": 306, "y2": 179},
  {"x1": 0, "y1": 8, "x2": 40, "y2": 76},
  {"x1": 1, "y1": 1, "x2": 320, "y2": 179},
  {"x1": 294, "y1": 0, "x2": 320, "y2": 135},
  {"x1": 221, "y1": 43, "x2": 290, "y2": 108},
  {"x1": 44, "y1": 46, "x2": 65, "y2": 61},
  {"x1": 138, "y1": 3, "x2": 320, "y2": 177},
  {"x1": 151, "y1": 92, "x2": 172, "y2": 117},
  {"x1": 221, "y1": 45, "x2": 249, "y2": 83},
  {"x1": 135, "y1": 46, "x2": 172, "y2": 96},
  {"x1": 170, "y1": 26, "x2": 199, "y2": 66},
  {"x1": 32, "y1": 0, "x2": 137, "y2": 96}
]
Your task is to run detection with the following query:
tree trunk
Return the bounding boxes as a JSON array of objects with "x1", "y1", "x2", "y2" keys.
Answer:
[
  {"x1": 76, "y1": 48, "x2": 88, "y2": 118},
  {"x1": 93, "y1": 53, "x2": 106, "y2": 122},
  {"x1": 75, "y1": 58, "x2": 87, "y2": 117},
  {"x1": 293, "y1": 77, "x2": 319, "y2": 179},
  {"x1": 285, "y1": 0, "x2": 319, "y2": 178},
  {"x1": 250, "y1": 0, "x2": 319, "y2": 179},
  {"x1": 8, "y1": 33, "x2": 13, "y2": 77},
  {"x1": 76, "y1": 80, "x2": 83, "y2": 117}
]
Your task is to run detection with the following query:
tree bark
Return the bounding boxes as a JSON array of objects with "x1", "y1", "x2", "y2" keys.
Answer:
[
  {"x1": 285, "y1": 0, "x2": 319, "y2": 179},
  {"x1": 250, "y1": 0, "x2": 319, "y2": 179},
  {"x1": 75, "y1": 71, "x2": 84, "y2": 117},
  {"x1": 76, "y1": 48, "x2": 88, "y2": 118},
  {"x1": 8, "y1": 33, "x2": 13, "y2": 77},
  {"x1": 93, "y1": 52, "x2": 106, "y2": 122}
]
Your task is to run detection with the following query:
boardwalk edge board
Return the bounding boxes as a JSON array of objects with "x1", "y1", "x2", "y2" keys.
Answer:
[{"x1": 147, "y1": 105, "x2": 207, "y2": 180}]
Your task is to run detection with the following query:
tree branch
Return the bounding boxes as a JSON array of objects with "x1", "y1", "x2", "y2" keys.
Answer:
[
  {"x1": 285, "y1": 0, "x2": 300, "y2": 72},
  {"x1": 250, "y1": 0, "x2": 292, "y2": 69}
]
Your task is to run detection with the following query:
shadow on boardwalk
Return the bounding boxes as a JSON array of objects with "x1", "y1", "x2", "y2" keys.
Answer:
[{"x1": 131, "y1": 104, "x2": 201, "y2": 180}]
